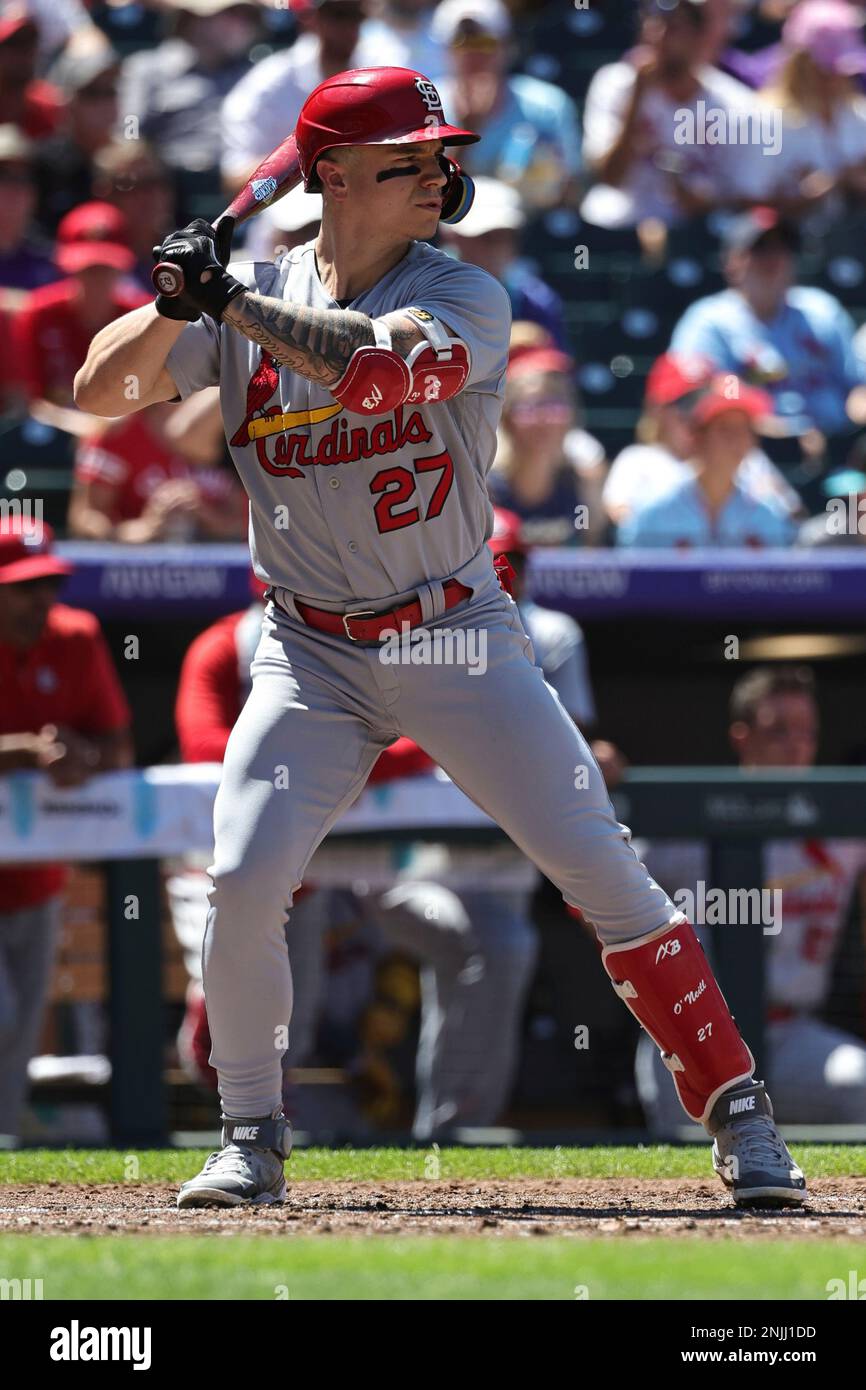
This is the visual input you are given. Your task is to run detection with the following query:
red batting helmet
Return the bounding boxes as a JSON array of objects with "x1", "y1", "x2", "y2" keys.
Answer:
[{"x1": 296, "y1": 66, "x2": 479, "y2": 193}]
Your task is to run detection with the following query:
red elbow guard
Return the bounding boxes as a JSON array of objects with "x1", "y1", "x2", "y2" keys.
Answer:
[
  {"x1": 404, "y1": 339, "x2": 470, "y2": 404},
  {"x1": 331, "y1": 318, "x2": 471, "y2": 415},
  {"x1": 331, "y1": 345, "x2": 412, "y2": 415}
]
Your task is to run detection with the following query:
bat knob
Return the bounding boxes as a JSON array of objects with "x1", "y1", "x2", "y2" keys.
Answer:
[{"x1": 152, "y1": 262, "x2": 184, "y2": 297}]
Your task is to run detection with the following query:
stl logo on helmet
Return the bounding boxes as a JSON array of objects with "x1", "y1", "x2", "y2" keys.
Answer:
[{"x1": 415, "y1": 78, "x2": 443, "y2": 112}]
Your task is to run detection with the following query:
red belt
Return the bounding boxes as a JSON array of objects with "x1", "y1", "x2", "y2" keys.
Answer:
[{"x1": 293, "y1": 578, "x2": 473, "y2": 643}]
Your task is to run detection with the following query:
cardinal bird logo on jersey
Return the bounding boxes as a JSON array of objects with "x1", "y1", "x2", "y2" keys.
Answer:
[{"x1": 230, "y1": 351, "x2": 281, "y2": 447}]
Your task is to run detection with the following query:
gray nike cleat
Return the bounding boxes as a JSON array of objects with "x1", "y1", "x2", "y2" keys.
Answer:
[
  {"x1": 177, "y1": 1113, "x2": 293, "y2": 1209},
  {"x1": 709, "y1": 1080, "x2": 807, "y2": 1209}
]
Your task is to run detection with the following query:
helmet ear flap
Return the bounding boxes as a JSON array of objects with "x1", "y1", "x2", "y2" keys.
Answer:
[{"x1": 438, "y1": 156, "x2": 475, "y2": 225}]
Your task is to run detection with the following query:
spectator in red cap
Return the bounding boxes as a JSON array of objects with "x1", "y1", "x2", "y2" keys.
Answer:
[
  {"x1": 13, "y1": 201, "x2": 149, "y2": 411},
  {"x1": 0, "y1": 514, "x2": 133, "y2": 1138},
  {"x1": 603, "y1": 351, "x2": 802, "y2": 526},
  {"x1": 618, "y1": 375, "x2": 798, "y2": 547},
  {"x1": 488, "y1": 345, "x2": 608, "y2": 546},
  {"x1": 68, "y1": 393, "x2": 248, "y2": 543},
  {"x1": 0, "y1": 10, "x2": 63, "y2": 141}
]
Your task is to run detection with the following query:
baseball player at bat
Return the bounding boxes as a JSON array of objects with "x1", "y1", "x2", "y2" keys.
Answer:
[{"x1": 75, "y1": 67, "x2": 806, "y2": 1210}]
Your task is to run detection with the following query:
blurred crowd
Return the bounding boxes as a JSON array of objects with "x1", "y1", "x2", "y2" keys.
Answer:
[
  {"x1": 4, "y1": 0, "x2": 866, "y2": 547},
  {"x1": 2, "y1": 0, "x2": 866, "y2": 1140}
]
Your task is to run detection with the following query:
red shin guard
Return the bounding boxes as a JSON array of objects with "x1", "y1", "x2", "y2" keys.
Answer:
[{"x1": 601, "y1": 921, "x2": 754, "y2": 1126}]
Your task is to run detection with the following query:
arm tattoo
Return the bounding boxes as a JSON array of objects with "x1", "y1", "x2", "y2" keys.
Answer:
[
  {"x1": 385, "y1": 317, "x2": 427, "y2": 355},
  {"x1": 221, "y1": 293, "x2": 375, "y2": 385}
]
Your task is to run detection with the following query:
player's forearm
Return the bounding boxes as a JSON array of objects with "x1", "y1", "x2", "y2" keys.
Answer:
[
  {"x1": 74, "y1": 305, "x2": 186, "y2": 416},
  {"x1": 221, "y1": 293, "x2": 375, "y2": 386}
]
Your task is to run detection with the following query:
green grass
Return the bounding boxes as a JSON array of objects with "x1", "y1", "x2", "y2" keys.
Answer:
[
  {"x1": 2, "y1": 1147, "x2": 862, "y2": 1300},
  {"x1": 0, "y1": 1234, "x2": 857, "y2": 1300},
  {"x1": 1, "y1": 1144, "x2": 864, "y2": 1185}
]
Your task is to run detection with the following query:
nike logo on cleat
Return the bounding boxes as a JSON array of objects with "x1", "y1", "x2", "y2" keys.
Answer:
[{"x1": 728, "y1": 1096, "x2": 756, "y2": 1115}]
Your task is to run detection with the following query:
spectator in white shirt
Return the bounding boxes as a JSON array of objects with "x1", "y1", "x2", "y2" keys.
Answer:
[
  {"x1": 581, "y1": 0, "x2": 760, "y2": 230},
  {"x1": 739, "y1": 0, "x2": 866, "y2": 222},
  {"x1": 220, "y1": 0, "x2": 382, "y2": 194}
]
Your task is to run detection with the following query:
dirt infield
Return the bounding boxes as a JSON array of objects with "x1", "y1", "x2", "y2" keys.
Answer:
[{"x1": 2, "y1": 1178, "x2": 865, "y2": 1239}]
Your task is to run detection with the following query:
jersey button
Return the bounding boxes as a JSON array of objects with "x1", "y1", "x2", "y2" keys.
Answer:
[
  {"x1": 329, "y1": 477, "x2": 340, "y2": 489},
  {"x1": 347, "y1": 541, "x2": 358, "y2": 553}
]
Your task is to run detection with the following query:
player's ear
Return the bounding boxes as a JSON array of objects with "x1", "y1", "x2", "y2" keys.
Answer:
[
  {"x1": 316, "y1": 157, "x2": 346, "y2": 199},
  {"x1": 316, "y1": 148, "x2": 358, "y2": 200}
]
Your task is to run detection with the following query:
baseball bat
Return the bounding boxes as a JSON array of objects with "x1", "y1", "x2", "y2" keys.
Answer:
[{"x1": 152, "y1": 132, "x2": 303, "y2": 298}]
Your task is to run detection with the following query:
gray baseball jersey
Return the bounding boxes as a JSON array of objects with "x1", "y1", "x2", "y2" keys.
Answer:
[{"x1": 166, "y1": 240, "x2": 512, "y2": 604}]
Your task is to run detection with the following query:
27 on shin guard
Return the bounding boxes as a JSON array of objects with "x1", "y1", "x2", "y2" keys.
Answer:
[{"x1": 601, "y1": 921, "x2": 754, "y2": 1126}]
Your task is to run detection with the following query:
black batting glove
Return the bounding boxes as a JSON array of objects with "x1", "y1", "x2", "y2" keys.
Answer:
[
  {"x1": 153, "y1": 220, "x2": 246, "y2": 321},
  {"x1": 153, "y1": 219, "x2": 211, "y2": 320},
  {"x1": 154, "y1": 288, "x2": 202, "y2": 322}
]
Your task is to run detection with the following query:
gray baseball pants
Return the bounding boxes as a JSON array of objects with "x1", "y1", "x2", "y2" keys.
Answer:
[{"x1": 203, "y1": 573, "x2": 677, "y2": 1118}]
